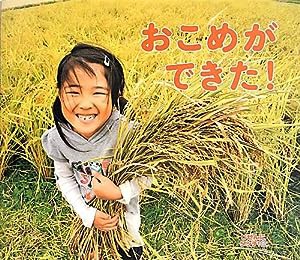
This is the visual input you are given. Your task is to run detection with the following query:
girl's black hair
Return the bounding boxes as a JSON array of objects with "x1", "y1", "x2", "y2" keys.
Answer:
[{"x1": 53, "y1": 43, "x2": 128, "y2": 150}]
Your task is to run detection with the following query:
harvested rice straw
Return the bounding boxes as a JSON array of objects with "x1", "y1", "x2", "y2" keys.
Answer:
[{"x1": 69, "y1": 88, "x2": 262, "y2": 259}]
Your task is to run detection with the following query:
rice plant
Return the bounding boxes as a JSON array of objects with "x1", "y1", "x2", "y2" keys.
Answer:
[{"x1": 1, "y1": 0, "x2": 299, "y2": 258}]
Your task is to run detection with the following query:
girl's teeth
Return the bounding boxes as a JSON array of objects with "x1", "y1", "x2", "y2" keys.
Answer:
[{"x1": 78, "y1": 115, "x2": 96, "y2": 121}]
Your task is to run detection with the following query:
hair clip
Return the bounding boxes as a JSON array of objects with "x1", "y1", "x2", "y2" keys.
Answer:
[{"x1": 104, "y1": 55, "x2": 110, "y2": 67}]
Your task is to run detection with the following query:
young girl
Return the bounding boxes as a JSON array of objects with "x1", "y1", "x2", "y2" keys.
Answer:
[{"x1": 41, "y1": 43, "x2": 150, "y2": 259}]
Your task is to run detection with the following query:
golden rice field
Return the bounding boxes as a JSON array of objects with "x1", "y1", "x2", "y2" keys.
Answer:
[{"x1": 1, "y1": 0, "x2": 300, "y2": 259}]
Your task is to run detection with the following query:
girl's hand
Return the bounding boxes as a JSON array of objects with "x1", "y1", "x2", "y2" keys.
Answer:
[
  {"x1": 93, "y1": 210, "x2": 119, "y2": 231},
  {"x1": 91, "y1": 171, "x2": 123, "y2": 200}
]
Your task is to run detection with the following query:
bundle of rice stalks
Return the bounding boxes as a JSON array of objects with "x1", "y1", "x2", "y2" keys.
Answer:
[{"x1": 69, "y1": 86, "x2": 264, "y2": 259}]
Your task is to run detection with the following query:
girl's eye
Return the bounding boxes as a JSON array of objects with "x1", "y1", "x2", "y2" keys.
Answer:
[
  {"x1": 94, "y1": 92, "x2": 107, "y2": 96},
  {"x1": 66, "y1": 91, "x2": 80, "y2": 95}
]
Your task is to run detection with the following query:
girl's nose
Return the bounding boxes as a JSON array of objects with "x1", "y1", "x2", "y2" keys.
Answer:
[{"x1": 79, "y1": 98, "x2": 93, "y2": 109}]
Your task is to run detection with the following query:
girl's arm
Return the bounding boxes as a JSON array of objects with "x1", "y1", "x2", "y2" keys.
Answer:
[
  {"x1": 92, "y1": 171, "x2": 152, "y2": 205},
  {"x1": 117, "y1": 176, "x2": 152, "y2": 205},
  {"x1": 54, "y1": 160, "x2": 97, "y2": 227},
  {"x1": 55, "y1": 161, "x2": 119, "y2": 231},
  {"x1": 91, "y1": 172, "x2": 123, "y2": 200},
  {"x1": 41, "y1": 129, "x2": 118, "y2": 230}
]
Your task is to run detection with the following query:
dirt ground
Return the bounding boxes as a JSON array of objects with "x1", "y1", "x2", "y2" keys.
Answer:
[{"x1": 2, "y1": 0, "x2": 60, "y2": 10}]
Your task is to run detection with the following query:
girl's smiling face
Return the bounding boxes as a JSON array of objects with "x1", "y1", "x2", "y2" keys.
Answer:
[{"x1": 59, "y1": 63, "x2": 112, "y2": 139}]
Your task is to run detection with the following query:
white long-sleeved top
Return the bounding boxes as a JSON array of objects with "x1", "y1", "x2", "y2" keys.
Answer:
[
  {"x1": 54, "y1": 160, "x2": 151, "y2": 246},
  {"x1": 41, "y1": 110, "x2": 151, "y2": 247}
]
